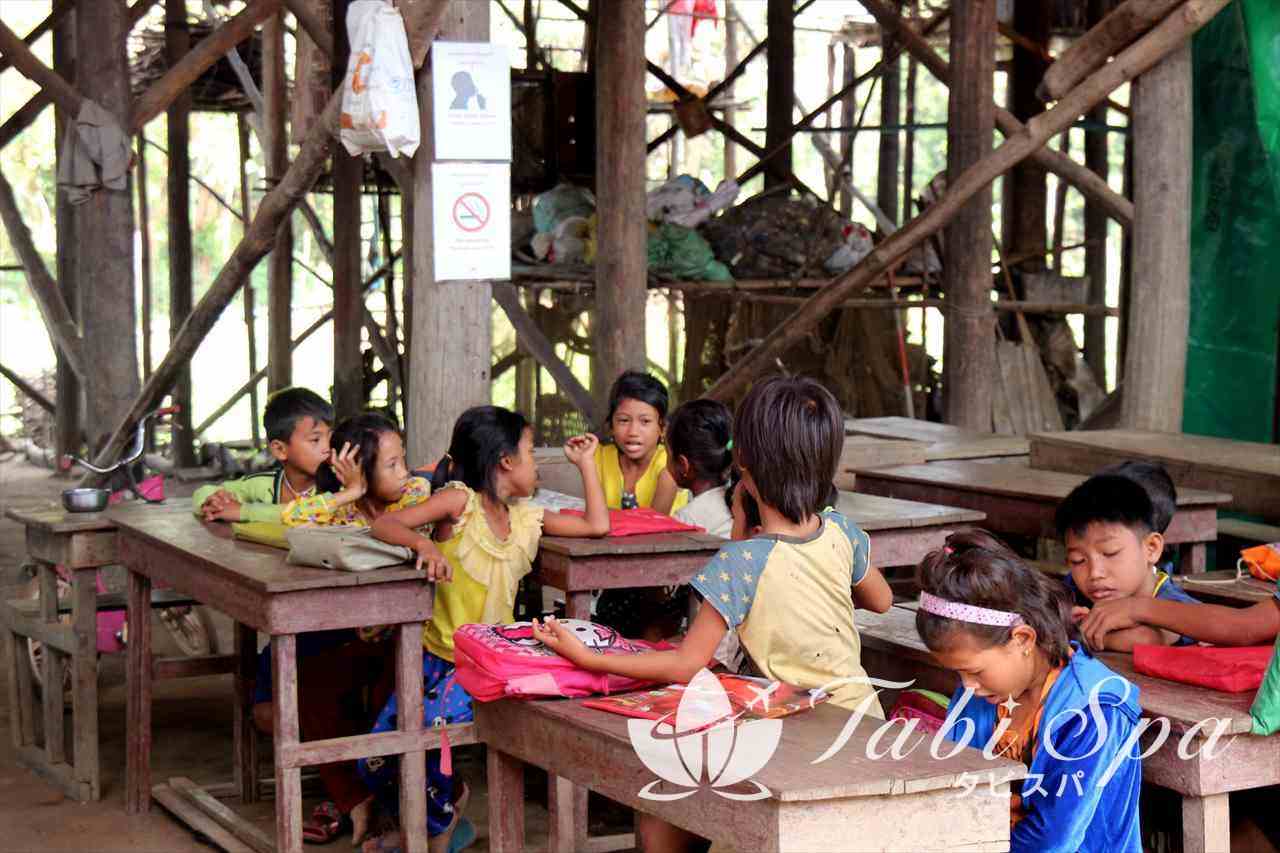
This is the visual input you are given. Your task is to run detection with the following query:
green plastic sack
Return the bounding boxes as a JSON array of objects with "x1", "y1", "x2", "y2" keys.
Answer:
[
  {"x1": 646, "y1": 222, "x2": 733, "y2": 283},
  {"x1": 1251, "y1": 632, "x2": 1280, "y2": 735}
]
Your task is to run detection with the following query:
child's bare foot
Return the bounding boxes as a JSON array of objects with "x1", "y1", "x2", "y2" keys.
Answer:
[{"x1": 350, "y1": 795, "x2": 374, "y2": 847}]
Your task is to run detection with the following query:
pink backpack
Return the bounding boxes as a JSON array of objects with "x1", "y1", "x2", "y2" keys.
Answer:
[{"x1": 453, "y1": 620, "x2": 671, "y2": 702}]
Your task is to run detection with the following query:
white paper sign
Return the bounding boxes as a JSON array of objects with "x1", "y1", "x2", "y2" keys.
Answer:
[
  {"x1": 432, "y1": 162, "x2": 511, "y2": 281},
  {"x1": 431, "y1": 41, "x2": 512, "y2": 161}
]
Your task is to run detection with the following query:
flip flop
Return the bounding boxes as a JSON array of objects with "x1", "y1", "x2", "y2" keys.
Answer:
[{"x1": 303, "y1": 801, "x2": 349, "y2": 845}]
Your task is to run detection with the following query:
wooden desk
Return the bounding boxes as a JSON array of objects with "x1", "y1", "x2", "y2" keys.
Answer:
[
  {"x1": 853, "y1": 461, "x2": 1230, "y2": 571},
  {"x1": 834, "y1": 491, "x2": 986, "y2": 568},
  {"x1": 1030, "y1": 429, "x2": 1279, "y2": 520},
  {"x1": 857, "y1": 604, "x2": 1280, "y2": 853},
  {"x1": 835, "y1": 435, "x2": 928, "y2": 489},
  {"x1": 847, "y1": 416, "x2": 1030, "y2": 461},
  {"x1": 477, "y1": 695, "x2": 1024, "y2": 852},
  {"x1": 1171, "y1": 571, "x2": 1278, "y2": 607},
  {"x1": 109, "y1": 505, "x2": 447, "y2": 853}
]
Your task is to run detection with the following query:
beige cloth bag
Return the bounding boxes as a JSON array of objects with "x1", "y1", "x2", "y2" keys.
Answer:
[{"x1": 285, "y1": 526, "x2": 414, "y2": 572}]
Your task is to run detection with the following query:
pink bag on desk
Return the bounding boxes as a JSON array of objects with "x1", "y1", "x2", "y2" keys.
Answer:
[
  {"x1": 558, "y1": 508, "x2": 704, "y2": 537},
  {"x1": 453, "y1": 620, "x2": 672, "y2": 702}
]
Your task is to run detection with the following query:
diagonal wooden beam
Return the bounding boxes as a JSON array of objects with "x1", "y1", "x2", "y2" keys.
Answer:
[
  {"x1": 0, "y1": 0, "x2": 76, "y2": 77},
  {"x1": 860, "y1": 0, "x2": 1134, "y2": 227},
  {"x1": 706, "y1": 0, "x2": 1228, "y2": 403},
  {"x1": 493, "y1": 283, "x2": 601, "y2": 426},
  {"x1": 0, "y1": 361, "x2": 56, "y2": 414},
  {"x1": 1039, "y1": 0, "x2": 1184, "y2": 102},
  {"x1": 646, "y1": 37, "x2": 768, "y2": 152},
  {"x1": 280, "y1": 0, "x2": 333, "y2": 59},
  {"x1": 0, "y1": 167, "x2": 87, "y2": 382},
  {"x1": 401, "y1": 0, "x2": 462, "y2": 68},
  {"x1": 0, "y1": 18, "x2": 83, "y2": 116},
  {"x1": 131, "y1": 0, "x2": 282, "y2": 132}
]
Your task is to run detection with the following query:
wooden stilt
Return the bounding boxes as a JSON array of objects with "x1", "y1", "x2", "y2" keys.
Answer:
[
  {"x1": 1082, "y1": 0, "x2": 1111, "y2": 382},
  {"x1": 167, "y1": 0, "x2": 197, "y2": 467},
  {"x1": 877, "y1": 9, "x2": 900, "y2": 227},
  {"x1": 901, "y1": 7, "x2": 918, "y2": 221},
  {"x1": 137, "y1": 137, "x2": 154, "y2": 383},
  {"x1": 1121, "y1": 40, "x2": 1191, "y2": 430},
  {"x1": 764, "y1": 0, "x2": 794, "y2": 189},
  {"x1": 722, "y1": 0, "x2": 737, "y2": 179},
  {"x1": 237, "y1": 115, "x2": 262, "y2": 445},
  {"x1": 53, "y1": 12, "x2": 80, "y2": 461},
  {"x1": 589, "y1": 0, "x2": 649, "y2": 408},
  {"x1": 332, "y1": 0, "x2": 364, "y2": 420},
  {"x1": 1003, "y1": 0, "x2": 1051, "y2": 278},
  {"x1": 264, "y1": 10, "x2": 292, "y2": 394}
]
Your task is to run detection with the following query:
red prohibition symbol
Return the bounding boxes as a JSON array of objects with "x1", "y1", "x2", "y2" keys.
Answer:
[{"x1": 452, "y1": 192, "x2": 490, "y2": 232}]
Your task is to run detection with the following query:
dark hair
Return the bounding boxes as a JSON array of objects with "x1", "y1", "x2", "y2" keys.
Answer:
[
  {"x1": 1097, "y1": 460, "x2": 1176, "y2": 534},
  {"x1": 724, "y1": 469, "x2": 762, "y2": 530},
  {"x1": 734, "y1": 376, "x2": 842, "y2": 524},
  {"x1": 667, "y1": 399, "x2": 733, "y2": 486},
  {"x1": 607, "y1": 371, "x2": 669, "y2": 424},
  {"x1": 915, "y1": 529, "x2": 1073, "y2": 666},
  {"x1": 264, "y1": 387, "x2": 334, "y2": 443},
  {"x1": 1055, "y1": 473, "x2": 1157, "y2": 540},
  {"x1": 431, "y1": 406, "x2": 529, "y2": 500},
  {"x1": 315, "y1": 412, "x2": 401, "y2": 494}
]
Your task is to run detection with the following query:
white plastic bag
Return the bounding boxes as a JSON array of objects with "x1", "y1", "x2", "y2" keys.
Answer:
[{"x1": 339, "y1": 0, "x2": 420, "y2": 158}]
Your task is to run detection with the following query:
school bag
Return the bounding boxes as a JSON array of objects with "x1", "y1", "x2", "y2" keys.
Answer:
[
  {"x1": 888, "y1": 688, "x2": 952, "y2": 733},
  {"x1": 452, "y1": 619, "x2": 672, "y2": 701},
  {"x1": 1250, "y1": 635, "x2": 1280, "y2": 735},
  {"x1": 1133, "y1": 643, "x2": 1276, "y2": 694}
]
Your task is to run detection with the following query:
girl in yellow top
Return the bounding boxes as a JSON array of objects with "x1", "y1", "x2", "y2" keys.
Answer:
[{"x1": 360, "y1": 405, "x2": 609, "y2": 852}]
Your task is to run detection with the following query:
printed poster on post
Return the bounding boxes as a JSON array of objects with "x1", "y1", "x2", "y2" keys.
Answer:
[
  {"x1": 432, "y1": 161, "x2": 511, "y2": 281},
  {"x1": 431, "y1": 41, "x2": 512, "y2": 161}
]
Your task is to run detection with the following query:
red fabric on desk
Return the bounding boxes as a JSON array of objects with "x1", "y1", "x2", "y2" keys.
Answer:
[
  {"x1": 1133, "y1": 644, "x2": 1275, "y2": 694},
  {"x1": 558, "y1": 507, "x2": 704, "y2": 537}
]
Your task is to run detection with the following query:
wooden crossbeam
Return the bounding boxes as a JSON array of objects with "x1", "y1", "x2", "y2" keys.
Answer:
[
  {"x1": 706, "y1": 0, "x2": 1229, "y2": 403},
  {"x1": 0, "y1": 362, "x2": 55, "y2": 414},
  {"x1": 281, "y1": 0, "x2": 333, "y2": 59},
  {"x1": 131, "y1": 0, "x2": 282, "y2": 133},
  {"x1": 861, "y1": 0, "x2": 1134, "y2": 228},
  {"x1": 493, "y1": 284, "x2": 601, "y2": 426},
  {"x1": 0, "y1": 0, "x2": 75, "y2": 77},
  {"x1": 0, "y1": 19, "x2": 83, "y2": 116},
  {"x1": 646, "y1": 38, "x2": 768, "y2": 153},
  {"x1": 1039, "y1": 0, "x2": 1184, "y2": 102},
  {"x1": 0, "y1": 167, "x2": 87, "y2": 382}
]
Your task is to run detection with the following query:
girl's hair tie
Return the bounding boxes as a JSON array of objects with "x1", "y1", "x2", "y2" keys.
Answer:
[
  {"x1": 919, "y1": 592, "x2": 1023, "y2": 627},
  {"x1": 725, "y1": 439, "x2": 733, "y2": 451}
]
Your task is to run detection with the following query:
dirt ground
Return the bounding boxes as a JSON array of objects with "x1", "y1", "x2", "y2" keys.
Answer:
[{"x1": 0, "y1": 457, "x2": 589, "y2": 853}]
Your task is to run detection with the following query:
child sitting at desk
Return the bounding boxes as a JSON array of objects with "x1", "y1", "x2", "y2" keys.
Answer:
[
  {"x1": 918, "y1": 530, "x2": 1143, "y2": 853},
  {"x1": 1055, "y1": 473, "x2": 1201, "y2": 651},
  {"x1": 193, "y1": 387, "x2": 333, "y2": 522},
  {"x1": 532, "y1": 376, "x2": 893, "y2": 853},
  {"x1": 361, "y1": 405, "x2": 611, "y2": 853}
]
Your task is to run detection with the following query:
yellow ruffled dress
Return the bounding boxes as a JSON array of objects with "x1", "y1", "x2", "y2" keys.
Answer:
[{"x1": 421, "y1": 483, "x2": 546, "y2": 663}]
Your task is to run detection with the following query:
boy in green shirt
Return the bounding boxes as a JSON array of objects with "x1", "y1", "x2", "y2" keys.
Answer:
[{"x1": 193, "y1": 388, "x2": 334, "y2": 523}]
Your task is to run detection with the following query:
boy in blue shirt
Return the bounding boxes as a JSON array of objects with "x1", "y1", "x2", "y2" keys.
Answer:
[{"x1": 1056, "y1": 473, "x2": 1200, "y2": 650}]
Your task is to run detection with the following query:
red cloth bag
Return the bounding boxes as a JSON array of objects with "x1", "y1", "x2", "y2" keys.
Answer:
[
  {"x1": 1133, "y1": 644, "x2": 1276, "y2": 693},
  {"x1": 559, "y1": 507, "x2": 704, "y2": 537}
]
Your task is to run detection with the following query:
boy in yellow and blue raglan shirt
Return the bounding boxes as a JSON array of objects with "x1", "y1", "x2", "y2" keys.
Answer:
[{"x1": 193, "y1": 387, "x2": 334, "y2": 523}]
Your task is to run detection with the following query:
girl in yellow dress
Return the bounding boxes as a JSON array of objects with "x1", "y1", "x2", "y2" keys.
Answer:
[{"x1": 361, "y1": 406, "x2": 609, "y2": 853}]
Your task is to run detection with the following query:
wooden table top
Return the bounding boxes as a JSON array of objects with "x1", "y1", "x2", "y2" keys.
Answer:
[
  {"x1": 539, "y1": 531, "x2": 726, "y2": 557},
  {"x1": 854, "y1": 460, "x2": 1232, "y2": 507},
  {"x1": 1031, "y1": 429, "x2": 1280, "y2": 479},
  {"x1": 107, "y1": 503, "x2": 428, "y2": 594},
  {"x1": 860, "y1": 605, "x2": 1258, "y2": 736},
  {"x1": 500, "y1": 694, "x2": 1024, "y2": 802},
  {"x1": 834, "y1": 490, "x2": 986, "y2": 530},
  {"x1": 846, "y1": 417, "x2": 1030, "y2": 460},
  {"x1": 1172, "y1": 571, "x2": 1278, "y2": 606},
  {"x1": 6, "y1": 501, "x2": 121, "y2": 533}
]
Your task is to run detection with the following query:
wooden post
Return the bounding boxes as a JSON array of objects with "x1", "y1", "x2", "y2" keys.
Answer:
[
  {"x1": 378, "y1": 192, "x2": 399, "y2": 417},
  {"x1": 941, "y1": 0, "x2": 996, "y2": 429},
  {"x1": 238, "y1": 115, "x2": 262, "y2": 446},
  {"x1": 167, "y1": 0, "x2": 197, "y2": 467},
  {"x1": 1121, "y1": 43, "x2": 1191, "y2": 430},
  {"x1": 901, "y1": 22, "x2": 917, "y2": 222},
  {"x1": 1083, "y1": 0, "x2": 1110, "y2": 382},
  {"x1": 590, "y1": 0, "x2": 647, "y2": 414},
  {"x1": 764, "y1": 0, "x2": 794, "y2": 189},
  {"x1": 332, "y1": 0, "x2": 364, "y2": 420},
  {"x1": 137, "y1": 136, "x2": 154, "y2": 383},
  {"x1": 75, "y1": 0, "x2": 140, "y2": 453},
  {"x1": 877, "y1": 10, "x2": 900, "y2": 227},
  {"x1": 723, "y1": 0, "x2": 738, "y2": 179},
  {"x1": 53, "y1": 10, "x2": 80, "y2": 462},
  {"x1": 407, "y1": 0, "x2": 493, "y2": 467},
  {"x1": 264, "y1": 10, "x2": 292, "y2": 393},
  {"x1": 1002, "y1": 0, "x2": 1050, "y2": 277}
]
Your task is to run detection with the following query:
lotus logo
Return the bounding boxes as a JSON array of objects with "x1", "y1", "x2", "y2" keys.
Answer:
[{"x1": 627, "y1": 669, "x2": 781, "y2": 802}]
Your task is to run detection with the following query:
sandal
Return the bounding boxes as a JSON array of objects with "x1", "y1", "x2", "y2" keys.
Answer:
[{"x1": 303, "y1": 802, "x2": 350, "y2": 845}]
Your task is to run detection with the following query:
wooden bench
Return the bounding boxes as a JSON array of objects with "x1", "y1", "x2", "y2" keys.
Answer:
[
  {"x1": 477, "y1": 694, "x2": 1024, "y2": 852},
  {"x1": 857, "y1": 603, "x2": 1280, "y2": 853},
  {"x1": 853, "y1": 460, "x2": 1230, "y2": 572},
  {"x1": 847, "y1": 416, "x2": 1030, "y2": 461}
]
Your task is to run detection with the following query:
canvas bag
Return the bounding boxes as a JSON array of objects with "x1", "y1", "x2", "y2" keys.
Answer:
[
  {"x1": 285, "y1": 526, "x2": 413, "y2": 572},
  {"x1": 453, "y1": 620, "x2": 671, "y2": 701},
  {"x1": 339, "y1": 0, "x2": 421, "y2": 157}
]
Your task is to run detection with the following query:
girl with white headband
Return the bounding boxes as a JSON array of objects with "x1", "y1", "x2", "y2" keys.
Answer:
[{"x1": 916, "y1": 530, "x2": 1143, "y2": 853}]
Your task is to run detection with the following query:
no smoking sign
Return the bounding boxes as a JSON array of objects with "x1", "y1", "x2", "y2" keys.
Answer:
[{"x1": 432, "y1": 162, "x2": 510, "y2": 281}]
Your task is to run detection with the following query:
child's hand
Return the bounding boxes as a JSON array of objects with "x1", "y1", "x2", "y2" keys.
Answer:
[
  {"x1": 531, "y1": 616, "x2": 590, "y2": 665},
  {"x1": 200, "y1": 490, "x2": 242, "y2": 522},
  {"x1": 1071, "y1": 605, "x2": 1090, "y2": 625},
  {"x1": 413, "y1": 538, "x2": 452, "y2": 583},
  {"x1": 1079, "y1": 598, "x2": 1139, "y2": 651},
  {"x1": 562, "y1": 433, "x2": 600, "y2": 468},
  {"x1": 331, "y1": 442, "x2": 366, "y2": 497}
]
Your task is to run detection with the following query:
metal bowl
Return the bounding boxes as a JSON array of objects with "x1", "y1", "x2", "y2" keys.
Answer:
[{"x1": 62, "y1": 488, "x2": 111, "y2": 513}]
